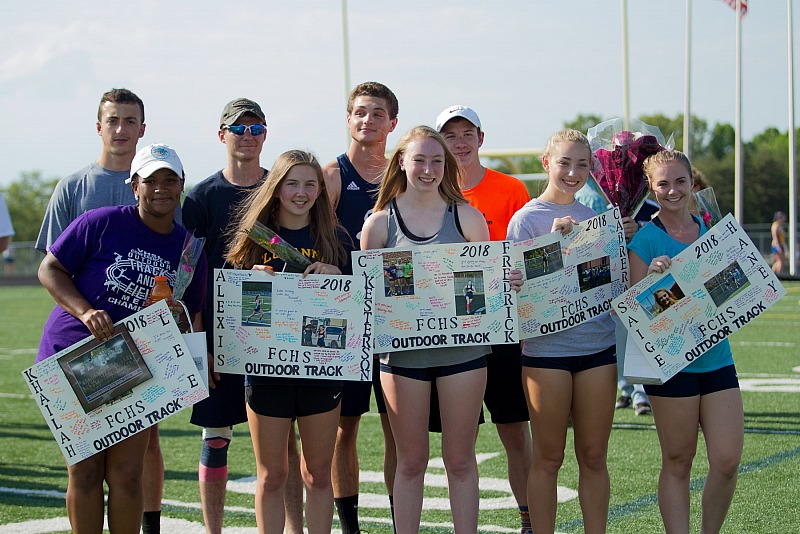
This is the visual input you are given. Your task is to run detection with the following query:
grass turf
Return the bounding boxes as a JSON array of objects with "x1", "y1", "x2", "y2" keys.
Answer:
[{"x1": 1, "y1": 284, "x2": 799, "y2": 532}]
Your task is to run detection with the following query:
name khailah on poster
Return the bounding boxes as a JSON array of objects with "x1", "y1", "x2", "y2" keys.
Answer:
[
  {"x1": 213, "y1": 269, "x2": 373, "y2": 381},
  {"x1": 613, "y1": 214, "x2": 786, "y2": 383},
  {"x1": 22, "y1": 300, "x2": 208, "y2": 465},
  {"x1": 352, "y1": 240, "x2": 518, "y2": 352},
  {"x1": 513, "y1": 207, "x2": 628, "y2": 339}
]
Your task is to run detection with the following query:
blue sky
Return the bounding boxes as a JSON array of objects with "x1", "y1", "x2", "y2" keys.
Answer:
[{"x1": 1, "y1": 0, "x2": 798, "y2": 188}]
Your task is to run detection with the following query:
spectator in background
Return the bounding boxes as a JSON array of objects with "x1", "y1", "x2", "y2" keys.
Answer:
[
  {"x1": 692, "y1": 168, "x2": 709, "y2": 192},
  {"x1": 0, "y1": 193, "x2": 14, "y2": 254},
  {"x1": 575, "y1": 176, "x2": 652, "y2": 416},
  {"x1": 771, "y1": 211, "x2": 787, "y2": 275}
]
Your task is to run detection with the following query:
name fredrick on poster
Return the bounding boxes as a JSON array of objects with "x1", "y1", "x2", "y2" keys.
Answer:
[{"x1": 387, "y1": 241, "x2": 516, "y2": 349}]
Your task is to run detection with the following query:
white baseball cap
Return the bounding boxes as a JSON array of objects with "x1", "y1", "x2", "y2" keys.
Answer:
[
  {"x1": 435, "y1": 105, "x2": 482, "y2": 132},
  {"x1": 127, "y1": 143, "x2": 184, "y2": 184}
]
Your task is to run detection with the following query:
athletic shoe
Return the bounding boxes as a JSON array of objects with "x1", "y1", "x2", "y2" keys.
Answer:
[
  {"x1": 615, "y1": 395, "x2": 632, "y2": 409},
  {"x1": 635, "y1": 403, "x2": 653, "y2": 416}
]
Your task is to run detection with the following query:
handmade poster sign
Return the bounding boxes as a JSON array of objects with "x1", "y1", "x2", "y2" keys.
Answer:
[
  {"x1": 22, "y1": 300, "x2": 208, "y2": 465},
  {"x1": 622, "y1": 335, "x2": 662, "y2": 385},
  {"x1": 352, "y1": 240, "x2": 517, "y2": 352},
  {"x1": 613, "y1": 214, "x2": 786, "y2": 383},
  {"x1": 213, "y1": 269, "x2": 373, "y2": 381},
  {"x1": 513, "y1": 207, "x2": 628, "y2": 339}
]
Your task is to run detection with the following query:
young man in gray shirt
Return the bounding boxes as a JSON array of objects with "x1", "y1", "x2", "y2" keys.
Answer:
[{"x1": 35, "y1": 88, "x2": 165, "y2": 534}]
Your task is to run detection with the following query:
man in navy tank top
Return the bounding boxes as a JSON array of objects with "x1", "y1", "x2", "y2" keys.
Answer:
[{"x1": 322, "y1": 82, "x2": 398, "y2": 534}]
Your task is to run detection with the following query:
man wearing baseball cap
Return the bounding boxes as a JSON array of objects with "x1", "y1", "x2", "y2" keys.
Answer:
[
  {"x1": 435, "y1": 104, "x2": 534, "y2": 534},
  {"x1": 37, "y1": 141, "x2": 206, "y2": 534},
  {"x1": 127, "y1": 143, "x2": 185, "y2": 183},
  {"x1": 182, "y1": 99, "x2": 304, "y2": 534}
]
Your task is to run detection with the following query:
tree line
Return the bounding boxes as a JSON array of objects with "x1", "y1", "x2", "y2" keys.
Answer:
[
  {"x1": 487, "y1": 113, "x2": 800, "y2": 226},
  {"x1": 2, "y1": 113, "x2": 798, "y2": 242}
]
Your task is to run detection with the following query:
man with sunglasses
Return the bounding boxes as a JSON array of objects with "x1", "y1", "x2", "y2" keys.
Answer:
[
  {"x1": 36, "y1": 88, "x2": 170, "y2": 534},
  {"x1": 183, "y1": 98, "x2": 303, "y2": 534}
]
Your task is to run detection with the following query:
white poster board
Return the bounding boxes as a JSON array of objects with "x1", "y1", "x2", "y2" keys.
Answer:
[
  {"x1": 213, "y1": 269, "x2": 373, "y2": 381},
  {"x1": 613, "y1": 214, "x2": 786, "y2": 383},
  {"x1": 352, "y1": 240, "x2": 518, "y2": 352},
  {"x1": 22, "y1": 300, "x2": 208, "y2": 465},
  {"x1": 513, "y1": 208, "x2": 628, "y2": 339},
  {"x1": 622, "y1": 334, "x2": 662, "y2": 385}
]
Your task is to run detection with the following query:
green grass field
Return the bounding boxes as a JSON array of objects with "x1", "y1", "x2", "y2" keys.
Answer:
[{"x1": 1, "y1": 284, "x2": 799, "y2": 533}]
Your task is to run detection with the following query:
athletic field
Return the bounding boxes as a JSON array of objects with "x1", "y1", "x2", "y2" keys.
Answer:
[{"x1": 1, "y1": 284, "x2": 799, "y2": 533}]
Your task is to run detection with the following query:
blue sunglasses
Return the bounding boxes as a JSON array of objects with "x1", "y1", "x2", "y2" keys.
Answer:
[{"x1": 225, "y1": 124, "x2": 266, "y2": 136}]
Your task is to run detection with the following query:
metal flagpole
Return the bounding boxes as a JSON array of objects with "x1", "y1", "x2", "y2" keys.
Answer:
[
  {"x1": 341, "y1": 0, "x2": 351, "y2": 149},
  {"x1": 788, "y1": 0, "x2": 797, "y2": 275},
  {"x1": 684, "y1": 0, "x2": 692, "y2": 158},
  {"x1": 734, "y1": 0, "x2": 743, "y2": 223},
  {"x1": 621, "y1": 0, "x2": 630, "y2": 130}
]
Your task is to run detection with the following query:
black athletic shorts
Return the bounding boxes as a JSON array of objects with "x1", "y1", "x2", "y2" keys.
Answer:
[
  {"x1": 522, "y1": 345, "x2": 616, "y2": 373},
  {"x1": 644, "y1": 365, "x2": 739, "y2": 398},
  {"x1": 246, "y1": 383, "x2": 342, "y2": 419}
]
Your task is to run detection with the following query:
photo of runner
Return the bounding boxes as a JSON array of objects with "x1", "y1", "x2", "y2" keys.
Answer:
[
  {"x1": 577, "y1": 256, "x2": 612, "y2": 292},
  {"x1": 705, "y1": 260, "x2": 750, "y2": 307},
  {"x1": 523, "y1": 242, "x2": 563, "y2": 280},
  {"x1": 241, "y1": 281, "x2": 272, "y2": 326},
  {"x1": 635, "y1": 274, "x2": 686, "y2": 320},
  {"x1": 454, "y1": 270, "x2": 485, "y2": 315}
]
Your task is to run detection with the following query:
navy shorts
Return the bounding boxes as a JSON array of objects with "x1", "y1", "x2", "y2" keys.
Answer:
[
  {"x1": 373, "y1": 361, "x2": 388, "y2": 414},
  {"x1": 428, "y1": 381, "x2": 486, "y2": 433},
  {"x1": 380, "y1": 355, "x2": 487, "y2": 381},
  {"x1": 429, "y1": 343, "x2": 527, "y2": 432},
  {"x1": 483, "y1": 343, "x2": 529, "y2": 424},
  {"x1": 246, "y1": 383, "x2": 342, "y2": 419},
  {"x1": 340, "y1": 379, "x2": 372, "y2": 417},
  {"x1": 191, "y1": 372, "x2": 248, "y2": 428},
  {"x1": 522, "y1": 345, "x2": 616, "y2": 373},
  {"x1": 644, "y1": 365, "x2": 739, "y2": 398}
]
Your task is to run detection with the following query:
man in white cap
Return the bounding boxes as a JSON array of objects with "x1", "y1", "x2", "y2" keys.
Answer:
[
  {"x1": 36, "y1": 88, "x2": 170, "y2": 534},
  {"x1": 37, "y1": 141, "x2": 206, "y2": 534},
  {"x1": 435, "y1": 104, "x2": 534, "y2": 534}
]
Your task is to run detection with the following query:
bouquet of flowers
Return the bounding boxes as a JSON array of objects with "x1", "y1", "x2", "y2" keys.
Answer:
[
  {"x1": 693, "y1": 187, "x2": 722, "y2": 230},
  {"x1": 587, "y1": 118, "x2": 674, "y2": 219},
  {"x1": 244, "y1": 221, "x2": 312, "y2": 272},
  {"x1": 173, "y1": 232, "x2": 206, "y2": 301}
]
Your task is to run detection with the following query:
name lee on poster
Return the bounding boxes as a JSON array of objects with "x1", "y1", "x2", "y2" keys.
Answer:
[{"x1": 22, "y1": 309, "x2": 198, "y2": 459}]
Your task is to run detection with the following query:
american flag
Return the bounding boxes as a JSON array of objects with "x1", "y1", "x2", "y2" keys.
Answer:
[{"x1": 722, "y1": 0, "x2": 748, "y2": 16}]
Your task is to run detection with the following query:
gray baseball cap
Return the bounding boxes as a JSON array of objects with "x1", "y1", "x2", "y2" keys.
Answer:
[{"x1": 220, "y1": 98, "x2": 267, "y2": 128}]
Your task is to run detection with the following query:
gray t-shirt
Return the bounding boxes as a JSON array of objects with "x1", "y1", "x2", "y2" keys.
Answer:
[
  {"x1": 506, "y1": 198, "x2": 615, "y2": 358},
  {"x1": 36, "y1": 162, "x2": 182, "y2": 252}
]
